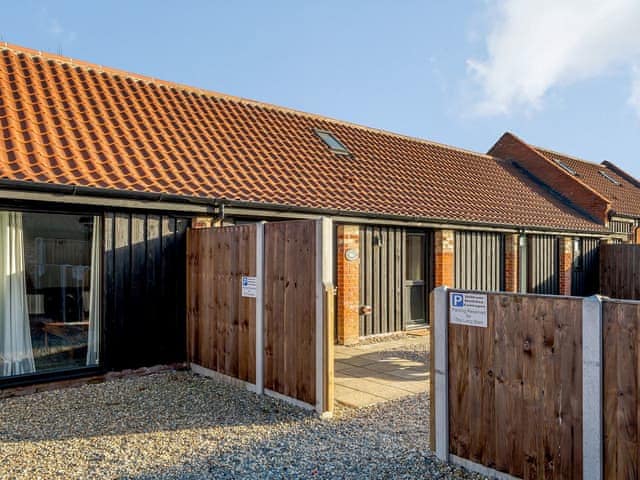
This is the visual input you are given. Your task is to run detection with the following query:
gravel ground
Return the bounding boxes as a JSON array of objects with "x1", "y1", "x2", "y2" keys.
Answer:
[{"x1": 0, "y1": 371, "x2": 481, "y2": 479}]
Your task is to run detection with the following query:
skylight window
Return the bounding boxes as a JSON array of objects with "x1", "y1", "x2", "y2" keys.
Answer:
[
  {"x1": 553, "y1": 159, "x2": 577, "y2": 176},
  {"x1": 315, "y1": 129, "x2": 349, "y2": 155},
  {"x1": 599, "y1": 170, "x2": 621, "y2": 185}
]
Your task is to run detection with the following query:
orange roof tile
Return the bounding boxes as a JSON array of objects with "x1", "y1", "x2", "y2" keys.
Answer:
[
  {"x1": 0, "y1": 43, "x2": 604, "y2": 232},
  {"x1": 535, "y1": 147, "x2": 640, "y2": 219}
]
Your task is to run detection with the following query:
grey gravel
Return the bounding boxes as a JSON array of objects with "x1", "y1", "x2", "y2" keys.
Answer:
[{"x1": 0, "y1": 371, "x2": 482, "y2": 479}]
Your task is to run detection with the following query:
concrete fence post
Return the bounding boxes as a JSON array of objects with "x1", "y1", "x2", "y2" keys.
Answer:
[
  {"x1": 433, "y1": 285, "x2": 449, "y2": 462},
  {"x1": 582, "y1": 295, "x2": 603, "y2": 480},
  {"x1": 255, "y1": 222, "x2": 265, "y2": 395},
  {"x1": 317, "y1": 217, "x2": 334, "y2": 415}
]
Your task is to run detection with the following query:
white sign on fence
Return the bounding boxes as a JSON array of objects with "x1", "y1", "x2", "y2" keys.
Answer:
[
  {"x1": 449, "y1": 292, "x2": 487, "y2": 328},
  {"x1": 241, "y1": 276, "x2": 257, "y2": 298}
]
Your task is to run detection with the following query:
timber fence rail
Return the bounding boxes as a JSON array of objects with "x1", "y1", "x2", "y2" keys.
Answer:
[{"x1": 431, "y1": 286, "x2": 640, "y2": 480}]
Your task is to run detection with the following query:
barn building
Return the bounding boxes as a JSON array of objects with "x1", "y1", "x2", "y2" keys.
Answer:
[{"x1": 0, "y1": 44, "x2": 615, "y2": 388}]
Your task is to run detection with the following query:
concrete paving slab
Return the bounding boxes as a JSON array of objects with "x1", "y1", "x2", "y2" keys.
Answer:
[
  {"x1": 334, "y1": 384, "x2": 387, "y2": 408},
  {"x1": 385, "y1": 368, "x2": 427, "y2": 381},
  {"x1": 334, "y1": 361, "x2": 354, "y2": 373},
  {"x1": 338, "y1": 355, "x2": 380, "y2": 367},
  {"x1": 333, "y1": 333, "x2": 429, "y2": 408},
  {"x1": 335, "y1": 365, "x2": 375, "y2": 379}
]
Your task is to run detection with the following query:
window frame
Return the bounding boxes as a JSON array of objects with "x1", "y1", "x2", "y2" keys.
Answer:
[
  {"x1": 0, "y1": 205, "x2": 105, "y2": 388},
  {"x1": 314, "y1": 129, "x2": 350, "y2": 155}
]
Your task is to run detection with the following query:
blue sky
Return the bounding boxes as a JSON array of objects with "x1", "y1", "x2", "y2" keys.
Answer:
[{"x1": 2, "y1": 0, "x2": 639, "y2": 176}]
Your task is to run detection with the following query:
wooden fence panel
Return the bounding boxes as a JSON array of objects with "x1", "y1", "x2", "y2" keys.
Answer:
[
  {"x1": 264, "y1": 220, "x2": 317, "y2": 405},
  {"x1": 603, "y1": 300, "x2": 640, "y2": 479},
  {"x1": 600, "y1": 244, "x2": 640, "y2": 300},
  {"x1": 187, "y1": 224, "x2": 257, "y2": 383},
  {"x1": 448, "y1": 293, "x2": 583, "y2": 479}
]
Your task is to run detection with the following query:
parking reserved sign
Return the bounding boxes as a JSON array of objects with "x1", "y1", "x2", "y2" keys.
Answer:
[{"x1": 449, "y1": 292, "x2": 488, "y2": 328}]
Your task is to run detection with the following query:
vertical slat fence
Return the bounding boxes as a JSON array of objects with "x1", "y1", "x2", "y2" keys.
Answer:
[
  {"x1": 263, "y1": 220, "x2": 317, "y2": 405},
  {"x1": 600, "y1": 244, "x2": 640, "y2": 299},
  {"x1": 602, "y1": 299, "x2": 640, "y2": 479},
  {"x1": 187, "y1": 224, "x2": 257, "y2": 383},
  {"x1": 446, "y1": 292, "x2": 583, "y2": 478}
]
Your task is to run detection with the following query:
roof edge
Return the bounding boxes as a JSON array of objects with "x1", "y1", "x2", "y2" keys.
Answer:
[
  {"x1": 489, "y1": 132, "x2": 611, "y2": 223},
  {"x1": 602, "y1": 160, "x2": 640, "y2": 189},
  {"x1": 0, "y1": 178, "x2": 607, "y2": 234}
]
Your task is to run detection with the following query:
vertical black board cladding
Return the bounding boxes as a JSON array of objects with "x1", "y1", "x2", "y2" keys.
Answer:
[
  {"x1": 103, "y1": 212, "x2": 189, "y2": 371},
  {"x1": 146, "y1": 216, "x2": 161, "y2": 363},
  {"x1": 160, "y1": 216, "x2": 177, "y2": 365},
  {"x1": 130, "y1": 214, "x2": 147, "y2": 367},
  {"x1": 527, "y1": 235, "x2": 560, "y2": 295},
  {"x1": 103, "y1": 213, "x2": 115, "y2": 369},
  {"x1": 174, "y1": 217, "x2": 189, "y2": 362},
  {"x1": 358, "y1": 226, "x2": 433, "y2": 335},
  {"x1": 571, "y1": 237, "x2": 600, "y2": 296},
  {"x1": 381, "y1": 228, "x2": 388, "y2": 333},
  {"x1": 372, "y1": 226, "x2": 380, "y2": 335},
  {"x1": 113, "y1": 213, "x2": 131, "y2": 369},
  {"x1": 453, "y1": 231, "x2": 505, "y2": 291},
  {"x1": 394, "y1": 228, "x2": 403, "y2": 332}
]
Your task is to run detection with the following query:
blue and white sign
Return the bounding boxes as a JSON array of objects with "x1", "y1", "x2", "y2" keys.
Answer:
[
  {"x1": 241, "y1": 276, "x2": 257, "y2": 298},
  {"x1": 449, "y1": 292, "x2": 487, "y2": 327}
]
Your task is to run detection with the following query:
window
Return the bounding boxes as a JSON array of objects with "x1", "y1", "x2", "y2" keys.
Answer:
[
  {"x1": 404, "y1": 233, "x2": 426, "y2": 325},
  {"x1": 0, "y1": 212, "x2": 101, "y2": 379},
  {"x1": 405, "y1": 234, "x2": 425, "y2": 281},
  {"x1": 314, "y1": 129, "x2": 349, "y2": 154},
  {"x1": 573, "y1": 238, "x2": 583, "y2": 271},
  {"x1": 599, "y1": 170, "x2": 621, "y2": 185},
  {"x1": 554, "y1": 159, "x2": 578, "y2": 176}
]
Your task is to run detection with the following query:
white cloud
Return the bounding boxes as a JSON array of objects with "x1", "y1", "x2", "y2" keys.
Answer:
[
  {"x1": 468, "y1": 0, "x2": 640, "y2": 116},
  {"x1": 48, "y1": 19, "x2": 64, "y2": 36},
  {"x1": 629, "y1": 65, "x2": 640, "y2": 113},
  {"x1": 39, "y1": 8, "x2": 77, "y2": 46}
]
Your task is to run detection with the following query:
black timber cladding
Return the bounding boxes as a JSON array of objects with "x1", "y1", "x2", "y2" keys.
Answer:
[
  {"x1": 571, "y1": 237, "x2": 600, "y2": 296},
  {"x1": 454, "y1": 231, "x2": 505, "y2": 291},
  {"x1": 103, "y1": 212, "x2": 189, "y2": 370},
  {"x1": 610, "y1": 219, "x2": 634, "y2": 235},
  {"x1": 609, "y1": 219, "x2": 637, "y2": 242},
  {"x1": 359, "y1": 226, "x2": 434, "y2": 335},
  {"x1": 527, "y1": 235, "x2": 560, "y2": 295}
]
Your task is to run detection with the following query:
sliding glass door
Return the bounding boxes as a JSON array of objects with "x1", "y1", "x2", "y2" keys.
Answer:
[{"x1": 0, "y1": 211, "x2": 101, "y2": 379}]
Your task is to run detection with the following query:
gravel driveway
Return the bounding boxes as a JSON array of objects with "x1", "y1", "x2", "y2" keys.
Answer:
[{"x1": 0, "y1": 371, "x2": 479, "y2": 479}]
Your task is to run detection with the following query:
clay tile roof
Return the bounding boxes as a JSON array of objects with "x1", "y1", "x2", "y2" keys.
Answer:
[
  {"x1": 0, "y1": 43, "x2": 604, "y2": 232},
  {"x1": 535, "y1": 147, "x2": 640, "y2": 219}
]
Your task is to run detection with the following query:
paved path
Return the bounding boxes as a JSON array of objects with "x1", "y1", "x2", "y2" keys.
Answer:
[{"x1": 334, "y1": 333, "x2": 429, "y2": 408}]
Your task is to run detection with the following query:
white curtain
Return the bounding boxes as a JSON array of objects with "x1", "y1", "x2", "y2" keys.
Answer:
[
  {"x1": 0, "y1": 211, "x2": 35, "y2": 377},
  {"x1": 86, "y1": 216, "x2": 101, "y2": 366}
]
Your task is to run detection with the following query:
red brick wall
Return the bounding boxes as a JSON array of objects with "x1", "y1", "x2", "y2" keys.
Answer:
[
  {"x1": 504, "y1": 233, "x2": 519, "y2": 292},
  {"x1": 489, "y1": 133, "x2": 611, "y2": 223},
  {"x1": 435, "y1": 230, "x2": 454, "y2": 287},
  {"x1": 336, "y1": 225, "x2": 360, "y2": 345},
  {"x1": 559, "y1": 237, "x2": 573, "y2": 296}
]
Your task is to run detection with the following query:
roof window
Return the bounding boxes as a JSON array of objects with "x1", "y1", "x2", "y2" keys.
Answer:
[
  {"x1": 315, "y1": 129, "x2": 349, "y2": 155},
  {"x1": 599, "y1": 170, "x2": 621, "y2": 185},
  {"x1": 553, "y1": 159, "x2": 577, "y2": 176}
]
